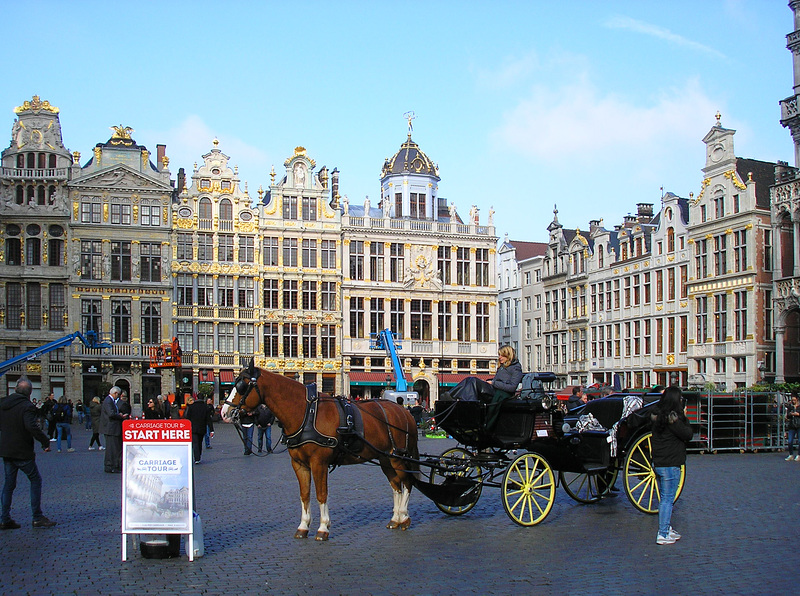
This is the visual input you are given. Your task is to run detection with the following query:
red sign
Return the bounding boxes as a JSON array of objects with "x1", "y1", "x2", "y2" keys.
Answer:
[{"x1": 123, "y1": 419, "x2": 192, "y2": 443}]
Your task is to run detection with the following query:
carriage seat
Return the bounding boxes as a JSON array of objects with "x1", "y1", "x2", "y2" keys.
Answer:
[{"x1": 568, "y1": 398, "x2": 625, "y2": 430}]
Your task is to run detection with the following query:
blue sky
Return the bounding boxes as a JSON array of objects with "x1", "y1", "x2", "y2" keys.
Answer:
[{"x1": 2, "y1": 0, "x2": 794, "y2": 243}]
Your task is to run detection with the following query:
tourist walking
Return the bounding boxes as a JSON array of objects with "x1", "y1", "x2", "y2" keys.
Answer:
[
  {"x1": 0, "y1": 377, "x2": 56, "y2": 529},
  {"x1": 183, "y1": 396, "x2": 212, "y2": 464},
  {"x1": 88, "y1": 397, "x2": 103, "y2": 450},
  {"x1": 99, "y1": 387, "x2": 128, "y2": 473},
  {"x1": 52, "y1": 397, "x2": 74, "y2": 453}
]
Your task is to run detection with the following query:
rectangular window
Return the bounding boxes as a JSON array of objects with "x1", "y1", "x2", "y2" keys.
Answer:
[
  {"x1": 81, "y1": 298, "x2": 101, "y2": 334},
  {"x1": 410, "y1": 299, "x2": 432, "y2": 340},
  {"x1": 302, "y1": 239, "x2": 317, "y2": 268},
  {"x1": 714, "y1": 234, "x2": 727, "y2": 276},
  {"x1": 349, "y1": 240, "x2": 364, "y2": 280},
  {"x1": 456, "y1": 301, "x2": 470, "y2": 341},
  {"x1": 696, "y1": 296, "x2": 708, "y2": 344},
  {"x1": 263, "y1": 279, "x2": 279, "y2": 309},
  {"x1": 49, "y1": 284, "x2": 65, "y2": 331},
  {"x1": 140, "y1": 243, "x2": 161, "y2": 282},
  {"x1": 695, "y1": 239, "x2": 708, "y2": 278},
  {"x1": 177, "y1": 274, "x2": 193, "y2": 306},
  {"x1": 714, "y1": 294, "x2": 727, "y2": 343},
  {"x1": 370, "y1": 242, "x2": 384, "y2": 282},
  {"x1": 110, "y1": 203, "x2": 131, "y2": 225},
  {"x1": 80, "y1": 240, "x2": 102, "y2": 280},
  {"x1": 394, "y1": 192, "x2": 403, "y2": 217},
  {"x1": 6, "y1": 238, "x2": 21, "y2": 266},
  {"x1": 370, "y1": 298, "x2": 384, "y2": 334},
  {"x1": 680, "y1": 265, "x2": 688, "y2": 299},
  {"x1": 438, "y1": 246, "x2": 452, "y2": 285},
  {"x1": 476, "y1": 302, "x2": 489, "y2": 342},
  {"x1": 316, "y1": 324, "x2": 333, "y2": 359},
  {"x1": 321, "y1": 240, "x2": 336, "y2": 269},
  {"x1": 764, "y1": 229, "x2": 773, "y2": 271},
  {"x1": 283, "y1": 238, "x2": 298, "y2": 267},
  {"x1": 283, "y1": 195, "x2": 298, "y2": 219},
  {"x1": 141, "y1": 300, "x2": 161, "y2": 345},
  {"x1": 735, "y1": 290, "x2": 748, "y2": 340},
  {"x1": 633, "y1": 274, "x2": 640, "y2": 306},
  {"x1": 111, "y1": 299, "x2": 131, "y2": 343},
  {"x1": 456, "y1": 247, "x2": 470, "y2": 285},
  {"x1": 24, "y1": 238, "x2": 40, "y2": 266},
  {"x1": 613, "y1": 279, "x2": 620, "y2": 309},
  {"x1": 81, "y1": 200, "x2": 101, "y2": 223},
  {"x1": 303, "y1": 323, "x2": 318, "y2": 357},
  {"x1": 140, "y1": 203, "x2": 161, "y2": 226},
  {"x1": 197, "y1": 322, "x2": 214, "y2": 352},
  {"x1": 283, "y1": 280, "x2": 298, "y2": 310},
  {"x1": 320, "y1": 281, "x2": 336, "y2": 311},
  {"x1": 197, "y1": 233, "x2": 213, "y2": 261},
  {"x1": 218, "y1": 234, "x2": 234, "y2": 262},
  {"x1": 301, "y1": 196, "x2": 317, "y2": 221},
  {"x1": 25, "y1": 282, "x2": 41, "y2": 330},
  {"x1": 218, "y1": 275, "x2": 234, "y2": 307},
  {"x1": 239, "y1": 236, "x2": 255, "y2": 263},
  {"x1": 733, "y1": 230, "x2": 747, "y2": 272},
  {"x1": 390, "y1": 298, "x2": 404, "y2": 337},
  {"x1": 302, "y1": 281, "x2": 317, "y2": 311},
  {"x1": 410, "y1": 192, "x2": 425, "y2": 219},
  {"x1": 668, "y1": 267, "x2": 675, "y2": 301},
  {"x1": 624, "y1": 276, "x2": 631, "y2": 308},
  {"x1": 668, "y1": 317, "x2": 676, "y2": 354},
  {"x1": 197, "y1": 274, "x2": 214, "y2": 307},
  {"x1": 111, "y1": 241, "x2": 131, "y2": 281},
  {"x1": 177, "y1": 233, "x2": 193, "y2": 260},
  {"x1": 264, "y1": 322, "x2": 279, "y2": 357},
  {"x1": 680, "y1": 315, "x2": 688, "y2": 353},
  {"x1": 218, "y1": 322, "x2": 235, "y2": 353},
  {"x1": 438, "y1": 300, "x2": 451, "y2": 342},
  {"x1": 263, "y1": 237, "x2": 279, "y2": 266},
  {"x1": 643, "y1": 272, "x2": 651, "y2": 304},
  {"x1": 48, "y1": 239, "x2": 63, "y2": 267},
  {"x1": 237, "y1": 277, "x2": 255, "y2": 308},
  {"x1": 656, "y1": 270, "x2": 663, "y2": 302},
  {"x1": 475, "y1": 248, "x2": 489, "y2": 287},
  {"x1": 714, "y1": 194, "x2": 725, "y2": 218},
  {"x1": 176, "y1": 320, "x2": 193, "y2": 353},
  {"x1": 350, "y1": 297, "x2": 364, "y2": 338},
  {"x1": 389, "y1": 243, "x2": 404, "y2": 283},
  {"x1": 239, "y1": 323, "x2": 255, "y2": 355}
]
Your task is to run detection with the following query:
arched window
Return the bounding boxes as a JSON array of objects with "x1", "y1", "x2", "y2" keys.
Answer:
[
  {"x1": 37, "y1": 153, "x2": 46, "y2": 168},
  {"x1": 27, "y1": 185, "x2": 35, "y2": 202},
  {"x1": 37, "y1": 185, "x2": 45, "y2": 205},
  {"x1": 199, "y1": 198, "x2": 212, "y2": 219},
  {"x1": 219, "y1": 198, "x2": 233, "y2": 220},
  {"x1": 26, "y1": 153, "x2": 35, "y2": 168},
  {"x1": 16, "y1": 154, "x2": 24, "y2": 168},
  {"x1": 15, "y1": 185, "x2": 24, "y2": 204},
  {"x1": 48, "y1": 154, "x2": 56, "y2": 168},
  {"x1": 667, "y1": 227, "x2": 675, "y2": 252}
]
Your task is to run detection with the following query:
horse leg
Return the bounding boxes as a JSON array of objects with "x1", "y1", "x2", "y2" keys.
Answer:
[
  {"x1": 292, "y1": 459, "x2": 312, "y2": 539},
  {"x1": 310, "y1": 461, "x2": 331, "y2": 541}
]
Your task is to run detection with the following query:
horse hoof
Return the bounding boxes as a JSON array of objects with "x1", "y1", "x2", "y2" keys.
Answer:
[
  {"x1": 315, "y1": 531, "x2": 329, "y2": 541},
  {"x1": 294, "y1": 529, "x2": 309, "y2": 539},
  {"x1": 386, "y1": 520, "x2": 399, "y2": 530},
  {"x1": 399, "y1": 518, "x2": 411, "y2": 530}
]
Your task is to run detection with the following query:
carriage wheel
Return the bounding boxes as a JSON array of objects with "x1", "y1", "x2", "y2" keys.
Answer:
[
  {"x1": 623, "y1": 432, "x2": 686, "y2": 514},
  {"x1": 560, "y1": 468, "x2": 616, "y2": 504},
  {"x1": 429, "y1": 448, "x2": 483, "y2": 515},
  {"x1": 501, "y1": 453, "x2": 556, "y2": 526}
]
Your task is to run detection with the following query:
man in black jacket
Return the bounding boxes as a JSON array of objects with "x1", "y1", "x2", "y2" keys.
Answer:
[
  {"x1": 183, "y1": 396, "x2": 212, "y2": 464},
  {"x1": 0, "y1": 377, "x2": 56, "y2": 529}
]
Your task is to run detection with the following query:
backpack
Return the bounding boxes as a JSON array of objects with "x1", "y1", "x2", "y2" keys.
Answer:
[{"x1": 52, "y1": 404, "x2": 66, "y2": 423}]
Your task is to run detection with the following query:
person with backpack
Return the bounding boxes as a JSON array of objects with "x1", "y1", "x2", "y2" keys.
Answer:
[{"x1": 53, "y1": 397, "x2": 74, "y2": 453}]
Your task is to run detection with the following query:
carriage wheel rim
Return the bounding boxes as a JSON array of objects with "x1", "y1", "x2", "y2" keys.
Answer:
[{"x1": 502, "y1": 454, "x2": 555, "y2": 526}]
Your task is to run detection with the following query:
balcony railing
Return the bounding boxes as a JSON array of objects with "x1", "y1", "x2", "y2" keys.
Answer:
[
  {"x1": 1, "y1": 167, "x2": 69, "y2": 180},
  {"x1": 344, "y1": 215, "x2": 495, "y2": 236}
]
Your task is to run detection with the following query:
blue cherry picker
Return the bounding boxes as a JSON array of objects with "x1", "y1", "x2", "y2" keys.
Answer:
[
  {"x1": 369, "y1": 328, "x2": 419, "y2": 406},
  {"x1": 0, "y1": 330, "x2": 111, "y2": 378}
]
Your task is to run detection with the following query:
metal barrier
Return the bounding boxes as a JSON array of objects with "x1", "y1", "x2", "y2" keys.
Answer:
[{"x1": 685, "y1": 391, "x2": 787, "y2": 453}]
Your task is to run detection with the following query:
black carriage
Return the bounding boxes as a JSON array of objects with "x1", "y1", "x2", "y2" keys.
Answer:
[{"x1": 416, "y1": 380, "x2": 687, "y2": 526}]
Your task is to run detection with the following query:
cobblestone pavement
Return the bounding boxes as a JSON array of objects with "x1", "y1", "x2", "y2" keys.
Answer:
[{"x1": 0, "y1": 421, "x2": 796, "y2": 595}]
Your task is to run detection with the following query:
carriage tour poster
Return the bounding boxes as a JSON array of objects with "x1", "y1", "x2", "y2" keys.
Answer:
[{"x1": 121, "y1": 419, "x2": 193, "y2": 535}]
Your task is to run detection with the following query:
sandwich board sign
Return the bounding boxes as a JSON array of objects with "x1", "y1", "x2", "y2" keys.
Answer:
[{"x1": 121, "y1": 419, "x2": 195, "y2": 561}]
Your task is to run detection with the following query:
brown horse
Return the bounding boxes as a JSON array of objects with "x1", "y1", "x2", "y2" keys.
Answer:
[{"x1": 223, "y1": 364, "x2": 419, "y2": 541}]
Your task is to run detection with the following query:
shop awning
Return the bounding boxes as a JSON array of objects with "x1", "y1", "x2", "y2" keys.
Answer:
[
  {"x1": 437, "y1": 373, "x2": 493, "y2": 387},
  {"x1": 348, "y1": 372, "x2": 394, "y2": 386},
  {"x1": 219, "y1": 370, "x2": 236, "y2": 384},
  {"x1": 199, "y1": 370, "x2": 214, "y2": 383}
]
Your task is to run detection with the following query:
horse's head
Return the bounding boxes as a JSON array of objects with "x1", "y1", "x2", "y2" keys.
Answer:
[{"x1": 221, "y1": 360, "x2": 262, "y2": 421}]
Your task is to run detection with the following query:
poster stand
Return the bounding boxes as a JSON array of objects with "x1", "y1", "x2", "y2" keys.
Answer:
[{"x1": 120, "y1": 419, "x2": 197, "y2": 561}]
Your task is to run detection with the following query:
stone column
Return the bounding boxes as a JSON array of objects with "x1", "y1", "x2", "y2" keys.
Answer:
[{"x1": 775, "y1": 325, "x2": 786, "y2": 385}]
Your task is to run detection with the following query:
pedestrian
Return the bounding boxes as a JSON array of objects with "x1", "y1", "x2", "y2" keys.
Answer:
[
  {"x1": 204, "y1": 398, "x2": 215, "y2": 449},
  {"x1": 183, "y1": 396, "x2": 212, "y2": 464},
  {"x1": 41, "y1": 393, "x2": 57, "y2": 442},
  {"x1": 568, "y1": 386, "x2": 588, "y2": 408},
  {"x1": 785, "y1": 393, "x2": 800, "y2": 461},
  {"x1": 162, "y1": 395, "x2": 172, "y2": 420},
  {"x1": 53, "y1": 397, "x2": 74, "y2": 453},
  {"x1": 99, "y1": 386, "x2": 128, "y2": 474},
  {"x1": 240, "y1": 408, "x2": 256, "y2": 455},
  {"x1": 142, "y1": 396, "x2": 164, "y2": 420},
  {"x1": 118, "y1": 393, "x2": 132, "y2": 417},
  {"x1": 256, "y1": 403, "x2": 275, "y2": 453},
  {"x1": 88, "y1": 397, "x2": 103, "y2": 450},
  {"x1": 83, "y1": 394, "x2": 93, "y2": 430},
  {"x1": 0, "y1": 377, "x2": 56, "y2": 529},
  {"x1": 651, "y1": 386, "x2": 693, "y2": 545}
]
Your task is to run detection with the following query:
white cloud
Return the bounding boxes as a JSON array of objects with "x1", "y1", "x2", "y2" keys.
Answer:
[
  {"x1": 474, "y1": 51, "x2": 540, "y2": 89},
  {"x1": 491, "y1": 75, "x2": 718, "y2": 165},
  {"x1": 604, "y1": 15, "x2": 726, "y2": 59},
  {"x1": 138, "y1": 115, "x2": 272, "y2": 193}
]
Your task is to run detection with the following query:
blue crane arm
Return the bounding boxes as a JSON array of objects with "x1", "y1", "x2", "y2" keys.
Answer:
[
  {"x1": 0, "y1": 330, "x2": 110, "y2": 377},
  {"x1": 370, "y1": 329, "x2": 409, "y2": 391}
]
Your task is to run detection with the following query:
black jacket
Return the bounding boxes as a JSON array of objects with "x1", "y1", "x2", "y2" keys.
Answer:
[
  {"x1": 0, "y1": 392, "x2": 50, "y2": 460},
  {"x1": 651, "y1": 414, "x2": 693, "y2": 467},
  {"x1": 492, "y1": 359, "x2": 524, "y2": 395},
  {"x1": 256, "y1": 404, "x2": 275, "y2": 428},
  {"x1": 183, "y1": 401, "x2": 212, "y2": 436}
]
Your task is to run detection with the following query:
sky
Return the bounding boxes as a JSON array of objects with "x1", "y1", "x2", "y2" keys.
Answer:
[{"x1": 1, "y1": 0, "x2": 795, "y2": 243}]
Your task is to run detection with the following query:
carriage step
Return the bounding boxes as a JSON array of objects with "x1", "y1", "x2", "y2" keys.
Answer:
[{"x1": 582, "y1": 464, "x2": 608, "y2": 474}]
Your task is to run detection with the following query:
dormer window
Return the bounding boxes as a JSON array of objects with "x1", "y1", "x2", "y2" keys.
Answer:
[
  {"x1": 221, "y1": 180, "x2": 231, "y2": 190},
  {"x1": 200, "y1": 179, "x2": 211, "y2": 189}
]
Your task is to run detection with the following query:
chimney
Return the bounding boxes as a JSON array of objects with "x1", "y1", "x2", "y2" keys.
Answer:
[
  {"x1": 637, "y1": 203, "x2": 654, "y2": 222},
  {"x1": 157, "y1": 144, "x2": 166, "y2": 171},
  {"x1": 331, "y1": 168, "x2": 340, "y2": 206},
  {"x1": 589, "y1": 219, "x2": 601, "y2": 234},
  {"x1": 177, "y1": 167, "x2": 186, "y2": 193}
]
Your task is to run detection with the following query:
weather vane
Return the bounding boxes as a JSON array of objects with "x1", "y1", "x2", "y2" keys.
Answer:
[{"x1": 403, "y1": 111, "x2": 416, "y2": 135}]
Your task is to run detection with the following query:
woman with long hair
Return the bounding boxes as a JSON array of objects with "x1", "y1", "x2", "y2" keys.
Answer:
[
  {"x1": 651, "y1": 386, "x2": 693, "y2": 545},
  {"x1": 485, "y1": 345, "x2": 524, "y2": 430}
]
